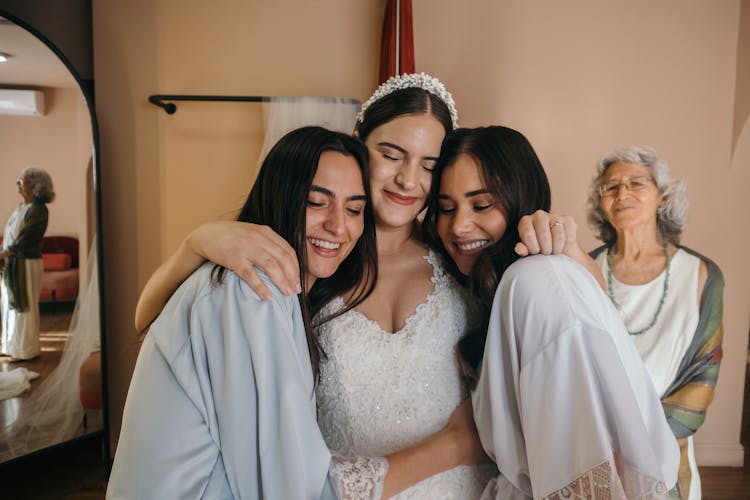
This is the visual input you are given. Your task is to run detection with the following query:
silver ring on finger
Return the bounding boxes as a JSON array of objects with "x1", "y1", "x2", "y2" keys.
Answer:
[{"x1": 549, "y1": 219, "x2": 564, "y2": 229}]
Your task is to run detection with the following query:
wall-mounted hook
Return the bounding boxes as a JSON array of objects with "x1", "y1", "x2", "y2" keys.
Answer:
[{"x1": 148, "y1": 95, "x2": 178, "y2": 114}]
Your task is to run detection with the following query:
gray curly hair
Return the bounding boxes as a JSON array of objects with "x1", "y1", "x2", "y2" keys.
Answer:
[
  {"x1": 586, "y1": 146, "x2": 687, "y2": 246},
  {"x1": 22, "y1": 167, "x2": 55, "y2": 203}
]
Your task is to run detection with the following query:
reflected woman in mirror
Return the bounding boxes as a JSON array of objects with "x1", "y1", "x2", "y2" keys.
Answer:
[
  {"x1": 1, "y1": 167, "x2": 55, "y2": 361},
  {"x1": 587, "y1": 146, "x2": 724, "y2": 500}
]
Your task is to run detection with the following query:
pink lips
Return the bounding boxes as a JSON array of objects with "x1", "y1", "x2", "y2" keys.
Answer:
[
  {"x1": 384, "y1": 190, "x2": 418, "y2": 206},
  {"x1": 613, "y1": 205, "x2": 635, "y2": 214}
]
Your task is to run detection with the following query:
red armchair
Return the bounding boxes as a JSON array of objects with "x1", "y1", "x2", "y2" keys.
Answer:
[{"x1": 39, "y1": 236, "x2": 80, "y2": 304}]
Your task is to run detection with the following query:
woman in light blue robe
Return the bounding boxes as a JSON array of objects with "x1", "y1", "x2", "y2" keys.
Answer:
[{"x1": 107, "y1": 126, "x2": 378, "y2": 499}]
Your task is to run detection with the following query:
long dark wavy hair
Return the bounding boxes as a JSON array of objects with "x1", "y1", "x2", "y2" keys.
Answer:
[
  {"x1": 215, "y1": 126, "x2": 378, "y2": 378},
  {"x1": 423, "y1": 126, "x2": 551, "y2": 387}
]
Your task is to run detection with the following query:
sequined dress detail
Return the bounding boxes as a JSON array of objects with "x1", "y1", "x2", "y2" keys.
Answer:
[{"x1": 316, "y1": 250, "x2": 496, "y2": 499}]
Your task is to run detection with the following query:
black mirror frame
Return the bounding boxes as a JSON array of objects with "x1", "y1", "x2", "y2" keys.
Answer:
[{"x1": 0, "y1": 8, "x2": 109, "y2": 471}]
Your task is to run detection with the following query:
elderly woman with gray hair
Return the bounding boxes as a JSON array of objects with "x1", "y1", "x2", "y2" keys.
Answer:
[
  {"x1": 1, "y1": 167, "x2": 55, "y2": 361},
  {"x1": 587, "y1": 146, "x2": 724, "y2": 500}
]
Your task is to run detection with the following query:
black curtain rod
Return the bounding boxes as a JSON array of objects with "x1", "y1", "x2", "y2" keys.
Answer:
[{"x1": 149, "y1": 94, "x2": 361, "y2": 115}]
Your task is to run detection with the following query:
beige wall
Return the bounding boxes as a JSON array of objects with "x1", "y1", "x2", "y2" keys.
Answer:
[
  {"x1": 414, "y1": 0, "x2": 749, "y2": 465},
  {"x1": 94, "y1": 0, "x2": 749, "y2": 466},
  {"x1": 0, "y1": 87, "x2": 92, "y2": 273},
  {"x1": 92, "y1": 0, "x2": 383, "y2": 450}
]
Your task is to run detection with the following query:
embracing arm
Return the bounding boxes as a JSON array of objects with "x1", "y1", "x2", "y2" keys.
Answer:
[
  {"x1": 134, "y1": 236, "x2": 208, "y2": 332},
  {"x1": 383, "y1": 399, "x2": 486, "y2": 497},
  {"x1": 330, "y1": 399, "x2": 488, "y2": 499},
  {"x1": 515, "y1": 210, "x2": 605, "y2": 289},
  {"x1": 134, "y1": 221, "x2": 301, "y2": 332}
]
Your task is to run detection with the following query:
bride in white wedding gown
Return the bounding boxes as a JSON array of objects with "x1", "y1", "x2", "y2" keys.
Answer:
[{"x1": 317, "y1": 247, "x2": 496, "y2": 498}]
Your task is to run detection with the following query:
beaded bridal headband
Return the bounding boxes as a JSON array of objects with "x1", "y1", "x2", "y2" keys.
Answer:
[{"x1": 357, "y1": 73, "x2": 459, "y2": 130}]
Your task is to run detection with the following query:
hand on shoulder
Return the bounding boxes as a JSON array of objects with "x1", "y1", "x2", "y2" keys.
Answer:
[
  {"x1": 188, "y1": 220, "x2": 301, "y2": 300},
  {"x1": 515, "y1": 210, "x2": 582, "y2": 258},
  {"x1": 515, "y1": 211, "x2": 605, "y2": 289}
]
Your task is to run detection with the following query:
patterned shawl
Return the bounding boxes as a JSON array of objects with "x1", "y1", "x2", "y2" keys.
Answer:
[
  {"x1": 2, "y1": 201, "x2": 48, "y2": 311},
  {"x1": 659, "y1": 247, "x2": 724, "y2": 438}
]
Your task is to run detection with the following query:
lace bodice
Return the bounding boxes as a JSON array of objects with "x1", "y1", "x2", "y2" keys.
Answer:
[{"x1": 317, "y1": 250, "x2": 495, "y2": 499}]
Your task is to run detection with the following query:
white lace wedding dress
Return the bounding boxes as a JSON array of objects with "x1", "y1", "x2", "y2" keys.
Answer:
[{"x1": 317, "y1": 250, "x2": 496, "y2": 499}]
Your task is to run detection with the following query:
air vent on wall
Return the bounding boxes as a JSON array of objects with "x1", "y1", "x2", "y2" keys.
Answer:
[{"x1": 0, "y1": 89, "x2": 46, "y2": 116}]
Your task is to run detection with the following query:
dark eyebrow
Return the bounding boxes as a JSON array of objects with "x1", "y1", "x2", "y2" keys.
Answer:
[
  {"x1": 375, "y1": 142, "x2": 407, "y2": 154},
  {"x1": 310, "y1": 185, "x2": 367, "y2": 202},
  {"x1": 310, "y1": 185, "x2": 334, "y2": 197},
  {"x1": 465, "y1": 189, "x2": 491, "y2": 197}
]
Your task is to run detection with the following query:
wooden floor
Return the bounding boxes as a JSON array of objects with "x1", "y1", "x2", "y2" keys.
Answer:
[
  {"x1": 0, "y1": 304, "x2": 74, "y2": 438},
  {"x1": 698, "y1": 356, "x2": 750, "y2": 499},
  {"x1": 0, "y1": 302, "x2": 103, "y2": 467},
  {"x1": 0, "y1": 435, "x2": 108, "y2": 499}
]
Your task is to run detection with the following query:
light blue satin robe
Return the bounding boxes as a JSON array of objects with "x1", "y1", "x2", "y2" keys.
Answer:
[{"x1": 107, "y1": 264, "x2": 337, "y2": 499}]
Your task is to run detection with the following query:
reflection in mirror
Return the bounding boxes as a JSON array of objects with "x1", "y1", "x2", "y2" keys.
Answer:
[{"x1": 0, "y1": 16, "x2": 103, "y2": 463}]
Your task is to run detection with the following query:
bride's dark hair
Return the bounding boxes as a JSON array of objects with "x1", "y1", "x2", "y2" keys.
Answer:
[
  {"x1": 423, "y1": 126, "x2": 551, "y2": 387},
  {"x1": 215, "y1": 126, "x2": 378, "y2": 377}
]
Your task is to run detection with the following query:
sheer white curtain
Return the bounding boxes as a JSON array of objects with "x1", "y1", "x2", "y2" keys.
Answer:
[{"x1": 258, "y1": 97, "x2": 361, "y2": 161}]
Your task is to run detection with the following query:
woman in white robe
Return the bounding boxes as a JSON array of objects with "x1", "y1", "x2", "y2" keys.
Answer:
[{"x1": 423, "y1": 126, "x2": 680, "y2": 499}]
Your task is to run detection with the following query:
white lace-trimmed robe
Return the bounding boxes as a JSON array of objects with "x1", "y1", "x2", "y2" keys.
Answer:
[
  {"x1": 474, "y1": 255, "x2": 680, "y2": 500},
  {"x1": 107, "y1": 264, "x2": 338, "y2": 499}
]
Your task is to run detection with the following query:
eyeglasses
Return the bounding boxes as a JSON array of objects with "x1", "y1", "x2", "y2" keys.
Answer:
[
  {"x1": 16, "y1": 177, "x2": 25, "y2": 186},
  {"x1": 598, "y1": 176, "x2": 655, "y2": 197}
]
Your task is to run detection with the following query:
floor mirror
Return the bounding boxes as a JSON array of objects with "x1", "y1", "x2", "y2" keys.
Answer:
[{"x1": 0, "y1": 8, "x2": 107, "y2": 467}]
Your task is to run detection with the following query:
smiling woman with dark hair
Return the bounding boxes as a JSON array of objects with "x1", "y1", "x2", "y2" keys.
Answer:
[
  {"x1": 423, "y1": 126, "x2": 681, "y2": 499},
  {"x1": 107, "y1": 126, "x2": 380, "y2": 499}
]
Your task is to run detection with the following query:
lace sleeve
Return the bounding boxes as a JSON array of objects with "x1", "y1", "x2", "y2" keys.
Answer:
[{"x1": 329, "y1": 453, "x2": 389, "y2": 500}]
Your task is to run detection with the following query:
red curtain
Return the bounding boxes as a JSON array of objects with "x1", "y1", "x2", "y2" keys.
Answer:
[{"x1": 379, "y1": 0, "x2": 415, "y2": 83}]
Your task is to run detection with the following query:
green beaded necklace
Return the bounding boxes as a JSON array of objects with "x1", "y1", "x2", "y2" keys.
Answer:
[{"x1": 606, "y1": 244, "x2": 671, "y2": 336}]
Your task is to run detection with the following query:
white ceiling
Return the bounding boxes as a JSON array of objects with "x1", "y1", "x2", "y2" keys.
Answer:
[{"x1": 0, "y1": 17, "x2": 78, "y2": 89}]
